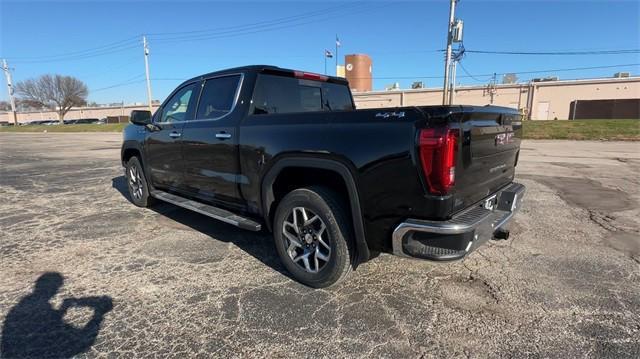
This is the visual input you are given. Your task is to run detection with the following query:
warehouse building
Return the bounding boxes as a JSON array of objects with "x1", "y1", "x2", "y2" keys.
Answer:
[{"x1": 353, "y1": 76, "x2": 640, "y2": 120}]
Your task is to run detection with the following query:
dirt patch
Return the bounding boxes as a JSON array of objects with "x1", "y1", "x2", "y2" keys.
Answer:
[
  {"x1": 521, "y1": 175, "x2": 635, "y2": 212},
  {"x1": 440, "y1": 277, "x2": 499, "y2": 311},
  {"x1": 604, "y1": 231, "x2": 640, "y2": 259},
  {"x1": 524, "y1": 175, "x2": 639, "y2": 260},
  {"x1": 550, "y1": 162, "x2": 591, "y2": 169}
]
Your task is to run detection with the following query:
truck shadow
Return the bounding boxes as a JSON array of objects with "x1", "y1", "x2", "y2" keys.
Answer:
[
  {"x1": 111, "y1": 176, "x2": 291, "y2": 279},
  {"x1": 1, "y1": 272, "x2": 113, "y2": 359}
]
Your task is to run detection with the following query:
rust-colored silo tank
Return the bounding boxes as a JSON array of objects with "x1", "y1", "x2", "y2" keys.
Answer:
[{"x1": 345, "y1": 54, "x2": 372, "y2": 92}]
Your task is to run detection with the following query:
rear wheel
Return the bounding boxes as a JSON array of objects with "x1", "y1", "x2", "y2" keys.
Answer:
[
  {"x1": 273, "y1": 186, "x2": 355, "y2": 288},
  {"x1": 125, "y1": 157, "x2": 155, "y2": 208}
]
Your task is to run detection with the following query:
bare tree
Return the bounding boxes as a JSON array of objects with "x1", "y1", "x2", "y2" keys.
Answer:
[
  {"x1": 0, "y1": 101, "x2": 11, "y2": 111},
  {"x1": 15, "y1": 75, "x2": 88, "y2": 123}
]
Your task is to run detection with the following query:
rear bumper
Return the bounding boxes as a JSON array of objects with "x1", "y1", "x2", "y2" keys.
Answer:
[{"x1": 392, "y1": 182, "x2": 526, "y2": 261}]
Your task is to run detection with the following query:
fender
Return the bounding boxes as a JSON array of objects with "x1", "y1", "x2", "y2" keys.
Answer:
[
  {"x1": 261, "y1": 157, "x2": 370, "y2": 263},
  {"x1": 121, "y1": 140, "x2": 146, "y2": 168}
]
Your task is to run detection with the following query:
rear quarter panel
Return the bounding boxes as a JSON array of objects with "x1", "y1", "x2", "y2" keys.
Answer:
[{"x1": 239, "y1": 108, "x2": 438, "y2": 252}]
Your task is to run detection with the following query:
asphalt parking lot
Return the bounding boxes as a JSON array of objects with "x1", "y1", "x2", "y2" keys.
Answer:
[{"x1": 1, "y1": 133, "x2": 639, "y2": 358}]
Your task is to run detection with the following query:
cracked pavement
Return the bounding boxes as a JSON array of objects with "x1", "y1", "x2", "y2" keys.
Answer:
[{"x1": 1, "y1": 133, "x2": 639, "y2": 358}]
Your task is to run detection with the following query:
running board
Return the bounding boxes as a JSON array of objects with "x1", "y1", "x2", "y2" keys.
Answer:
[{"x1": 150, "y1": 190, "x2": 262, "y2": 231}]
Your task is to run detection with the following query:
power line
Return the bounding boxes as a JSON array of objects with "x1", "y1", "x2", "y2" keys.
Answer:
[
  {"x1": 147, "y1": 2, "x2": 363, "y2": 38},
  {"x1": 388, "y1": 63, "x2": 639, "y2": 80},
  {"x1": 78, "y1": 56, "x2": 141, "y2": 80},
  {"x1": 5, "y1": 39, "x2": 141, "y2": 64},
  {"x1": 457, "y1": 62, "x2": 491, "y2": 82},
  {"x1": 464, "y1": 49, "x2": 640, "y2": 56},
  {"x1": 493, "y1": 63, "x2": 639, "y2": 76},
  {"x1": 8, "y1": 43, "x2": 140, "y2": 64},
  {"x1": 3, "y1": 3, "x2": 383, "y2": 64},
  {"x1": 149, "y1": 3, "x2": 388, "y2": 45},
  {"x1": 91, "y1": 74, "x2": 145, "y2": 92},
  {"x1": 3, "y1": 36, "x2": 140, "y2": 61}
]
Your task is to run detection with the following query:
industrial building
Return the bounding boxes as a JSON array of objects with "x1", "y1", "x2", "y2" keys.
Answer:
[
  {"x1": 353, "y1": 76, "x2": 640, "y2": 120},
  {"x1": 0, "y1": 104, "x2": 161, "y2": 124}
]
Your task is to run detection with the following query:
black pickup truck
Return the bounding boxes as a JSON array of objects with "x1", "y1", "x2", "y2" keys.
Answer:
[{"x1": 121, "y1": 65, "x2": 525, "y2": 287}]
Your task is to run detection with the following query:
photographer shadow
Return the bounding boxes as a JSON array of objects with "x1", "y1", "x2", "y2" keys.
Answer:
[{"x1": 1, "y1": 272, "x2": 113, "y2": 359}]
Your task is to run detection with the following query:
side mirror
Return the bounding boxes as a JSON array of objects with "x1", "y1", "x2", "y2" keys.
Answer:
[{"x1": 130, "y1": 110, "x2": 152, "y2": 126}]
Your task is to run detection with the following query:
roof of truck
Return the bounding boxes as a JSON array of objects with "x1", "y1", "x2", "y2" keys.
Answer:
[{"x1": 181, "y1": 65, "x2": 348, "y2": 85}]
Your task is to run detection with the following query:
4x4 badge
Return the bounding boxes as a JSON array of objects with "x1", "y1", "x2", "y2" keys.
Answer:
[{"x1": 375, "y1": 111, "x2": 405, "y2": 119}]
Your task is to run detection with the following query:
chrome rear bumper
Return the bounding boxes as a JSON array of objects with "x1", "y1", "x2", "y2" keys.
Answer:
[{"x1": 392, "y1": 182, "x2": 526, "y2": 260}]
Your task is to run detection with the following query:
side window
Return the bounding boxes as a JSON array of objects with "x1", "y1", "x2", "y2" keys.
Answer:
[
  {"x1": 251, "y1": 74, "x2": 323, "y2": 115},
  {"x1": 159, "y1": 83, "x2": 197, "y2": 123},
  {"x1": 196, "y1": 75, "x2": 242, "y2": 120}
]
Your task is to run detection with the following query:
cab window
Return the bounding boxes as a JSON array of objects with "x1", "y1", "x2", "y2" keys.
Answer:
[
  {"x1": 159, "y1": 83, "x2": 197, "y2": 123},
  {"x1": 196, "y1": 75, "x2": 242, "y2": 120}
]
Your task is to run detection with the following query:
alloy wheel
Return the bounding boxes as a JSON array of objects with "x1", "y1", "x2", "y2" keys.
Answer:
[
  {"x1": 281, "y1": 207, "x2": 331, "y2": 273},
  {"x1": 128, "y1": 165, "x2": 144, "y2": 200}
]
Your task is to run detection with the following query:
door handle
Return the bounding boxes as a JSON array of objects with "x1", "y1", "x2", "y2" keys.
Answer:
[
  {"x1": 169, "y1": 132, "x2": 181, "y2": 138},
  {"x1": 215, "y1": 132, "x2": 232, "y2": 140}
]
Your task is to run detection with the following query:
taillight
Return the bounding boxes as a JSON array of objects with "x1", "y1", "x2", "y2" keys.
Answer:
[
  {"x1": 293, "y1": 71, "x2": 328, "y2": 82},
  {"x1": 419, "y1": 127, "x2": 459, "y2": 195}
]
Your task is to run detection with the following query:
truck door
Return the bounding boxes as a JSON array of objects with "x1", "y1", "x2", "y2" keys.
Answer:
[
  {"x1": 180, "y1": 74, "x2": 244, "y2": 209},
  {"x1": 145, "y1": 82, "x2": 199, "y2": 190}
]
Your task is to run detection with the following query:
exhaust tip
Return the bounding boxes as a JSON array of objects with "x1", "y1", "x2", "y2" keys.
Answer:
[{"x1": 492, "y1": 228, "x2": 510, "y2": 241}]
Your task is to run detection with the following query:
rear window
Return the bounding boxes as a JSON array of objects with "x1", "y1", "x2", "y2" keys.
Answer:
[
  {"x1": 322, "y1": 82, "x2": 353, "y2": 111},
  {"x1": 251, "y1": 74, "x2": 353, "y2": 115}
]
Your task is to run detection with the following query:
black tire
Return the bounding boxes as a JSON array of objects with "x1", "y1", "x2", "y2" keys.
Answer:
[
  {"x1": 273, "y1": 186, "x2": 355, "y2": 288},
  {"x1": 125, "y1": 157, "x2": 156, "y2": 208}
]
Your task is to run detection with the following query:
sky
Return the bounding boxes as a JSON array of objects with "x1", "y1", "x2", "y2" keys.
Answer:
[{"x1": 1, "y1": 0, "x2": 639, "y2": 104}]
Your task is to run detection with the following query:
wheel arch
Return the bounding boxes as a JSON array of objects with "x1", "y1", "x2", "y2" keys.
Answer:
[
  {"x1": 261, "y1": 157, "x2": 370, "y2": 263},
  {"x1": 121, "y1": 141, "x2": 144, "y2": 166}
]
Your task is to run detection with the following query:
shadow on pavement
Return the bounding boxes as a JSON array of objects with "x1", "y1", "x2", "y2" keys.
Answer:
[
  {"x1": 1, "y1": 272, "x2": 113, "y2": 359},
  {"x1": 111, "y1": 176, "x2": 291, "y2": 278}
]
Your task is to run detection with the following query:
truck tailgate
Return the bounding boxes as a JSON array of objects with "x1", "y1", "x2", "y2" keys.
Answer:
[{"x1": 454, "y1": 110, "x2": 522, "y2": 211}]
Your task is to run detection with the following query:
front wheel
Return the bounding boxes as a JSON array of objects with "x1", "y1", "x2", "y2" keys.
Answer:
[
  {"x1": 125, "y1": 157, "x2": 155, "y2": 208},
  {"x1": 273, "y1": 186, "x2": 355, "y2": 288}
]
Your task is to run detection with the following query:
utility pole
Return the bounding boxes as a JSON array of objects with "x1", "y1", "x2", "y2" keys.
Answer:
[
  {"x1": 449, "y1": 45, "x2": 465, "y2": 105},
  {"x1": 335, "y1": 35, "x2": 341, "y2": 76},
  {"x1": 487, "y1": 72, "x2": 497, "y2": 104},
  {"x1": 2, "y1": 59, "x2": 18, "y2": 125},
  {"x1": 442, "y1": 0, "x2": 457, "y2": 105},
  {"x1": 143, "y1": 36, "x2": 153, "y2": 113},
  {"x1": 449, "y1": 60, "x2": 457, "y2": 105}
]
